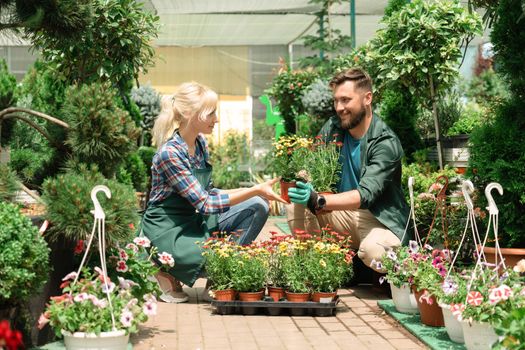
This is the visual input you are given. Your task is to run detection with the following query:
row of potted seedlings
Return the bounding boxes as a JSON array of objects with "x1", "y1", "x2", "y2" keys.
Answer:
[{"x1": 200, "y1": 228, "x2": 354, "y2": 304}]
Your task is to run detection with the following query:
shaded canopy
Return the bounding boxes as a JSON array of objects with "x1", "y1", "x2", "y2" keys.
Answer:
[{"x1": 145, "y1": 0, "x2": 388, "y2": 46}]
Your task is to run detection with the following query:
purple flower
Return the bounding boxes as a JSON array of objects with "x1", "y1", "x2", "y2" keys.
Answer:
[
  {"x1": 387, "y1": 250, "x2": 397, "y2": 261},
  {"x1": 442, "y1": 279, "x2": 458, "y2": 295},
  {"x1": 409, "y1": 240, "x2": 419, "y2": 253}
]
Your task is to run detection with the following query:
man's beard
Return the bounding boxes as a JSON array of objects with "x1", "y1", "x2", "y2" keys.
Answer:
[{"x1": 340, "y1": 104, "x2": 366, "y2": 130}]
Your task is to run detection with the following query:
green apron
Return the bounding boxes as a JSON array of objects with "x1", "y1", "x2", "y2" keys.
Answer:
[{"x1": 140, "y1": 165, "x2": 219, "y2": 286}]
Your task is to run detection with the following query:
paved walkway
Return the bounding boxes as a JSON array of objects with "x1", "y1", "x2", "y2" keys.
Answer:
[{"x1": 131, "y1": 217, "x2": 427, "y2": 350}]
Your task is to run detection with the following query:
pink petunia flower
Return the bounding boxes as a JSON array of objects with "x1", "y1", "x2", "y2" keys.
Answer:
[
  {"x1": 133, "y1": 237, "x2": 151, "y2": 248},
  {"x1": 120, "y1": 310, "x2": 134, "y2": 328},
  {"x1": 158, "y1": 252, "x2": 175, "y2": 267},
  {"x1": 143, "y1": 300, "x2": 157, "y2": 316},
  {"x1": 118, "y1": 249, "x2": 129, "y2": 261},
  {"x1": 116, "y1": 260, "x2": 129, "y2": 273}
]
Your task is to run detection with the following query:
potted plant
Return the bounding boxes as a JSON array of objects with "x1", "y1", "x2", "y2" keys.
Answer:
[
  {"x1": 0, "y1": 202, "x2": 50, "y2": 320},
  {"x1": 266, "y1": 233, "x2": 288, "y2": 302},
  {"x1": 430, "y1": 269, "x2": 469, "y2": 343},
  {"x1": 303, "y1": 239, "x2": 353, "y2": 302},
  {"x1": 458, "y1": 266, "x2": 524, "y2": 350},
  {"x1": 294, "y1": 136, "x2": 342, "y2": 194},
  {"x1": 200, "y1": 235, "x2": 236, "y2": 301},
  {"x1": 409, "y1": 246, "x2": 451, "y2": 327},
  {"x1": 38, "y1": 266, "x2": 157, "y2": 350},
  {"x1": 378, "y1": 241, "x2": 419, "y2": 314},
  {"x1": 279, "y1": 237, "x2": 311, "y2": 302},
  {"x1": 268, "y1": 135, "x2": 312, "y2": 202},
  {"x1": 230, "y1": 243, "x2": 269, "y2": 302}
]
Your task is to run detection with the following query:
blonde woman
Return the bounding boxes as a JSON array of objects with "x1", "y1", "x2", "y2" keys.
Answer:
[{"x1": 141, "y1": 82, "x2": 285, "y2": 303}]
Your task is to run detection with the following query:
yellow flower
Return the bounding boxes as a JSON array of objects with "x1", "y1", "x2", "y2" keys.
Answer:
[{"x1": 319, "y1": 259, "x2": 327, "y2": 268}]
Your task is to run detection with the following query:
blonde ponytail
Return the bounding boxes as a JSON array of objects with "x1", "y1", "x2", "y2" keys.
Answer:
[
  {"x1": 151, "y1": 82, "x2": 218, "y2": 149},
  {"x1": 151, "y1": 95, "x2": 179, "y2": 148}
]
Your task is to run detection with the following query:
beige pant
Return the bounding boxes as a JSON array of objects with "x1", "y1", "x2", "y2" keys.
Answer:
[{"x1": 286, "y1": 204, "x2": 401, "y2": 272}]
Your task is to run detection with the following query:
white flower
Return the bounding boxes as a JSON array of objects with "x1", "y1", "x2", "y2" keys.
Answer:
[
  {"x1": 133, "y1": 237, "x2": 151, "y2": 248},
  {"x1": 513, "y1": 259, "x2": 525, "y2": 273},
  {"x1": 125, "y1": 243, "x2": 139, "y2": 253},
  {"x1": 120, "y1": 309, "x2": 134, "y2": 328},
  {"x1": 74, "y1": 293, "x2": 89, "y2": 302},
  {"x1": 143, "y1": 293, "x2": 157, "y2": 303},
  {"x1": 143, "y1": 300, "x2": 157, "y2": 316},
  {"x1": 62, "y1": 271, "x2": 78, "y2": 281},
  {"x1": 409, "y1": 240, "x2": 419, "y2": 253},
  {"x1": 387, "y1": 250, "x2": 397, "y2": 261},
  {"x1": 118, "y1": 276, "x2": 138, "y2": 290},
  {"x1": 126, "y1": 298, "x2": 139, "y2": 309},
  {"x1": 158, "y1": 252, "x2": 175, "y2": 267},
  {"x1": 101, "y1": 282, "x2": 116, "y2": 294}
]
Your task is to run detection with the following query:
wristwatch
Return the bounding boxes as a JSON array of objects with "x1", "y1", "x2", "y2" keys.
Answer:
[{"x1": 316, "y1": 195, "x2": 327, "y2": 211}]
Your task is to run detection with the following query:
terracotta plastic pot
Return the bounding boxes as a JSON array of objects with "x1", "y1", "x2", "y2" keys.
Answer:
[
  {"x1": 280, "y1": 180, "x2": 296, "y2": 203},
  {"x1": 412, "y1": 287, "x2": 444, "y2": 327},
  {"x1": 311, "y1": 291, "x2": 336, "y2": 303},
  {"x1": 238, "y1": 290, "x2": 264, "y2": 302},
  {"x1": 213, "y1": 289, "x2": 236, "y2": 301},
  {"x1": 267, "y1": 286, "x2": 285, "y2": 302},
  {"x1": 482, "y1": 245, "x2": 525, "y2": 268},
  {"x1": 285, "y1": 291, "x2": 310, "y2": 302}
]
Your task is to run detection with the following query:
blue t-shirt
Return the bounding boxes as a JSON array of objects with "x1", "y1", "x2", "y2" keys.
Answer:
[{"x1": 338, "y1": 132, "x2": 361, "y2": 192}]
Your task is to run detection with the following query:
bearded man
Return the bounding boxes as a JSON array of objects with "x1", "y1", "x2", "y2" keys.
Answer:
[{"x1": 287, "y1": 68, "x2": 410, "y2": 277}]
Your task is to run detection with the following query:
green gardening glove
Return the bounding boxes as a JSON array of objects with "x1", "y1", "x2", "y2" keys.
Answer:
[{"x1": 288, "y1": 181, "x2": 314, "y2": 205}]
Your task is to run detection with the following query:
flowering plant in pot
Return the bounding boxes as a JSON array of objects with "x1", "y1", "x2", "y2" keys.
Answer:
[
  {"x1": 265, "y1": 232, "x2": 288, "y2": 301},
  {"x1": 106, "y1": 236, "x2": 162, "y2": 300},
  {"x1": 200, "y1": 235, "x2": 237, "y2": 300},
  {"x1": 38, "y1": 267, "x2": 157, "y2": 348},
  {"x1": 377, "y1": 241, "x2": 420, "y2": 313},
  {"x1": 303, "y1": 240, "x2": 353, "y2": 302},
  {"x1": 409, "y1": 245, "x2": 451, "y2": 327},
  {"x1": 230, "y1": 243, "x2": 269, "y2": 301},
  {"x1": 278, "y1": 237, "x2": 311, "y2": 300},
  {"x1": 456, "y1": 265, "x2": 525, "y2": 350},
  {"x1": 296, "y1": 136, "x2": 342, "y2": 193}
]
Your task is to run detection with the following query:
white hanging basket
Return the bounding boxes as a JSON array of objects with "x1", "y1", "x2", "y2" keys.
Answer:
[
  {"x1": 390, "y1": 283, "x2": 419, "y2": 314},
  {"x1": 439, "y1": 303, "x2": 464, "y2": 343},
  {"x1": 461, "y1": 320, "x2": 498, "y2": 350},
  {"x1": 62, "y1": 329, "x2": 129, "y2": 350}
]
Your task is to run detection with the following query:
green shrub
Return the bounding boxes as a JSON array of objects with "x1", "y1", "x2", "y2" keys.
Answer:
[
  {"x1": 446, "y1": 101, "x2": 487, "y2": 136},
  {"x1": 0, "y1": 164, "x2": 19, "y2": 202},
  {"x1": 380, "y1": 88, "x2": 422, "y2": 160},
  {"x1": 463, "y1": 69, "x2": 510, "y2": 108},
  {"x1": 116, "y1": 151, "x2": 149, "y2": 192},
  {"x1": 131, "y1": 84, "x2": 160, "y2": 146},
  {"x1": 42, "y1": 165, "x2": 139, "y2": 244},
  {"x1": 0, "y1": 202, "x2": 50, "y2": 304},
  {"x1": 62, "y1": 82, "x2": 140, "y2": 177},
  {"x1": 209, "y1": 132, "x2": 250, "y2": 189},
  {"x1": 468, "y1": 102, "x2": 525, "y2": 248},
  {"x1": 0, "y1": 58, "x2": 17, "y2": 146}
]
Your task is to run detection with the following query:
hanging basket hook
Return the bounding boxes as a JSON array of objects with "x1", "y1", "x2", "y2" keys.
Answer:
[
  {"x1": 485, "y1": 182, "x2": 503, "y2": 215},
  {"x1": 462, "y1": 180, "x2": 475, "y2": 210},
  {"x1": 90, "y1": 185, "x2": 111, "y2": 220}
]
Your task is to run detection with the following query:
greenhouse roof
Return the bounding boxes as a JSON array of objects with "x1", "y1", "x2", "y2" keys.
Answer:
[{"x1": 145, "y1": 0, "x2": 388, "y2": 47}]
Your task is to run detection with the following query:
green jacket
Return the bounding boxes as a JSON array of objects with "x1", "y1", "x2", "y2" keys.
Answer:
[{"x1": 318, "y1": 114, "x2": 411, "y2": 242}]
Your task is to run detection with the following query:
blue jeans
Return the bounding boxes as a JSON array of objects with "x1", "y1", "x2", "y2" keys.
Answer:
[{"x1": 218, "y1": 196, "x2": 269, "y2": 245}]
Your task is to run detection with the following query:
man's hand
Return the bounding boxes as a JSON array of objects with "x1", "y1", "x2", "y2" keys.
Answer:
[{"x1": 288, "y1": 181, "x2": 314, "y2": 205}]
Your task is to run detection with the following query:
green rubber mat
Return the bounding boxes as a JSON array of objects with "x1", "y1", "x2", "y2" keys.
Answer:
[
  {"x1": 275, "y1": 222, "x2": 291, "y2": 234},
  {"x1": 377, "y1": 300, "x2": 465, "y2": 350}
]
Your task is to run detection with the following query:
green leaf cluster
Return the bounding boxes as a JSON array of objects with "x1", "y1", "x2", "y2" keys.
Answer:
[
  {"x1": 267, "y1": 67, "x2": 317, "y2": 134},
  {"x1": 29, "y1": 0, "x2": 159, "y2": 92},
  {"x1": 370, "y1": 0, "x2": 482, "y2": 107},
  {"x1": 0, "y1": 201, "x2": 50, "y2": 304},
  {"x1": 130, "y1": 84, "x2": 161, "y2": 135},
  {"x1": 0, "y1": 57, "x2": 17, "y2": 146},
  {"x1": 42, "y1": 165, "x2": 138, "y2": 244},
  {"x1": 62, "y1": 82, "x2": 140, "y2": 178},
  {"x1": 493, "y1": 307, "x2": 525, "y2": 350},
  {"x1": 0, "y1": 163, "x2": 19, "y2": 202},
  {"x1": 209, "y1": 131, "x2": 250, "y2": 189}
]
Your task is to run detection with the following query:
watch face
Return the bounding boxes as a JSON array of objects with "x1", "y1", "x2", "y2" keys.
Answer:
[{"x1": 317, "y1": 195, "x2": 326, "y2": 209}]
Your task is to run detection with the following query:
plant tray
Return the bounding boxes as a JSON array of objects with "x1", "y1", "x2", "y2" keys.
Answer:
[{"x1": 210, "y1": 296, "x2": 340, "y2": 316}]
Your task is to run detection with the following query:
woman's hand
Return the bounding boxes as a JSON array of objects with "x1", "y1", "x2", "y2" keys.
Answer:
[{"x1": 256, "y1": 177, "x2": 288, "y2": 203}]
